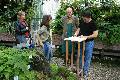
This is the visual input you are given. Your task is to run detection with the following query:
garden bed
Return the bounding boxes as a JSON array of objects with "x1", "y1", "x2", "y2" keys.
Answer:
[
  {"x1": 0, "y1": 33, "x2": 16, "y2": 46},
  {"x1": 0, "y1": 33, "x2": 16, "y2": 42},
  {"x1": 94, "y1": 41, "x2": 120, "y2": 56}
]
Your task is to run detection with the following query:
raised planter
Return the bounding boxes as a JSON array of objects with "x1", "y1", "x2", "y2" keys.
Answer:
[
  {"x1": 0, "y1": 32, "x2": 16, "y2": 46},
  {"x1": 94, "y1": 41, "x2": 120, "y2": 56}
]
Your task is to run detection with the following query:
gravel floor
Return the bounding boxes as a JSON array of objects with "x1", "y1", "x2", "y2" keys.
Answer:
[
  {"x1": 51, "y1": 56, "x2": 120, "y2": 80},
  {"x1": 89, "y1": 57, "x2": 120, "y2": 80}
]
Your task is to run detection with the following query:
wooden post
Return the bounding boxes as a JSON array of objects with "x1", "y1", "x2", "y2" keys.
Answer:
[
  {"x1": 66, "y1": 40, "x2": 68, "y2": 66},
  {"x1": 81, "y1": 41, "x2": 85, "y2": 78},
  {"x1": 71, "y1": 42, "x2": 74, "y2": 68},
  {"x1": 77, "y1": 42, "x2": 80, "y2": 75},
  {"x1": 64, "y1": 37, "x2": 86, "y2": 80}
]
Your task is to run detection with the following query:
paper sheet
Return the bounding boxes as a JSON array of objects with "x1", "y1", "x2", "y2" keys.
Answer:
[{"x1": 64, "y1": 36, "x2": 87, "y2": 42}]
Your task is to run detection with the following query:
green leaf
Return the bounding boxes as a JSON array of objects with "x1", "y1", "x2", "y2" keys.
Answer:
[{"x1": 0, "y1": 65, "x2": 6, "y2": 73}]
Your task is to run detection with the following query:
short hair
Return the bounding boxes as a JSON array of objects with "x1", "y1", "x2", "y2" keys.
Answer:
[
  {"x1": 82, "y1": 11, "x2": 92, "y2": 18},
  {"x1": 40, "y1": 15, "x2": 52, "y2": 27},
  {"x1": 17, "y1": 11, "x2": 25, "y2": 16},
  {"x1": 66, "y1": 7, "x2": 73, "y2": 12}
]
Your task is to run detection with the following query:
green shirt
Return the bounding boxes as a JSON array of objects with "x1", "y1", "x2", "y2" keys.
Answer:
[{"x1": 61, "y1": 15, "x2": 79, "y2": 38}]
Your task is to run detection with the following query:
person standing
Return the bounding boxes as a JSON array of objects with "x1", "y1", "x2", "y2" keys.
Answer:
[
  {"x1": 74, "y1": 11, "x2": 98, "y2": 79},
  {"x1": 15, "y1": 11, "x2": 29, "y2": 44},
  {"x1": 61, "y1": 7, "x2": 79, "y2": 54},
  {"x1": 37, "y1": 15, "x2": 52, "y2": 62}
]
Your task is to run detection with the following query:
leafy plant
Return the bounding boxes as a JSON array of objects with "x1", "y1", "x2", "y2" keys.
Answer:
[
  {"x1": 0, "y1": 47, "x2": 37, "y2": 80},
  {"x1": 50, "y1": 64, "x2": 77, "y2": 80},
  {"x1": 50, "y1": 64, "x2": 59, "y2": 75},
  {"x1": 98, "y1": 23, "x2": 120, "y2": 44},
  {"x1": 25, "y1": 6, "x2": 35, "y2": 25}
]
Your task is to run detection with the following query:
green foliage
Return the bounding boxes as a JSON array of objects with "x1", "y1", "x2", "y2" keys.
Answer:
[
  {"x1": 52, "y1": 0, "x2": 120, "y2": 45},
  {"x1": 35, "y1": 71, "x2": 48, "y2": 80},
  {"x1": 26, "y1": 7, "x2": 35, "y2": 25},
  {"x1": 50, "y1": 64, "x2": 77, "y2": 80},
  {"x1": 50, "y1": 64, "x2": 59, "y2": 75},
  {"x1": 0, "y1": 0, "x2": 35, "y2": 33},
  {"x1": 98, "y1": 23, "x2": 120, "y2": 44},
  {"x1": 0, "y1": 47, "x2": 37, "y2": 80}
]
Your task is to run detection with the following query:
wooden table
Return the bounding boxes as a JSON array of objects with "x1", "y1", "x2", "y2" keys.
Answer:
[{"x1": 64, "y1": 37, "x2": 87, "y2": 78}]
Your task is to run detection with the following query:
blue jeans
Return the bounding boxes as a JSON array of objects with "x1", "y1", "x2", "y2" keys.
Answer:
[
  {"x1": 16, "y1": 35, "x2": 27, "y2": 43},
  {"x1": 79, "y1": 40, "x2": 94, "y2": 76},
  {"x1": 43, "y1": 41, "x2": 52, "y2": 62}
]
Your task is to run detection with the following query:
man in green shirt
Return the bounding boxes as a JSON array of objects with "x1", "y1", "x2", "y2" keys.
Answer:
[{"x1": 61, "y1": 7, "x2": 79, "y2": 53}]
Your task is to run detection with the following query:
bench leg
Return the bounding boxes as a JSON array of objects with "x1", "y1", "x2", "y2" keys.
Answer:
[
  {"x1": 66, "y1": 40, "x2": 68, "y2": 66},
  {"x1": 77, "y1": 42, "x2": 80, "y2": 75},
  {"x1": 82, "y1": 41, "x2": 85, "y2": 78},
  {"x1": 71, "y1": 42, "x2": 74, "y2": 68}
]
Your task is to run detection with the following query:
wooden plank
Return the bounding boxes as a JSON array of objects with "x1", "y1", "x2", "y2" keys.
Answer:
[
  {"x1": 71, "y1": 42, "x2": 74, "y2": 68},
  {"x1": 66, "y1": 40, "x2": 68, "y2": 66},
  {"x1": 81, "y1": 41, "x2": 85, "y2": 78},
  {"x1": 77, "y1": 42, "x2": 80, "y2": 75}
]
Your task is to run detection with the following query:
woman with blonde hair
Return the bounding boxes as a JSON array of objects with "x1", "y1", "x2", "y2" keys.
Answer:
[{"x1": 15, "y1": 11, "x2": 29, "y2": 44}]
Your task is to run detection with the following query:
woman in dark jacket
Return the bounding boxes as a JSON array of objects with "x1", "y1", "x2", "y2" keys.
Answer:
[{"x1": 15, "y1": 11, "x2": 29, "y2": 43}]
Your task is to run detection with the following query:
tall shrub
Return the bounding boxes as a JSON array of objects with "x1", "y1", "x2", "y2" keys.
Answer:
[{"x1": 51, "y1": 0, "x2": 120, "y2": 45}]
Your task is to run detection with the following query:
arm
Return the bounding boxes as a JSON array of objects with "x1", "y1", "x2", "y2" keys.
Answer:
[
  {"x1": 74, "y1": 28, "x2": 80, "y2": 36},
  {"x1": 16, "y1": 22, "x2": 28, "y2": 32},
  {"x1": 74, "y1": 16, "x2": 79, "y2": 36},
  {"x1": 61, "y1": 16, "x2": 68, "y2": 38},
  {"x1": 21, "y1": 21, "x2": 29, "y2": 32},
  {"x1": 61, "y1": 16, "x2": 66, "y2": 34},
  {"x1": 15, "y1": 21, "x2": 21, "y2": 32},
  {"x1": 36, "y1": 34, "x2": 44, "y2": 47},
  {"x1": 20, "y1": 27, "x2": 28, "y2": 32},
  {"x1": 38, "y1": 26, "x2": 46, "y2": 34},
  {"x1": 75, "y1": 17, "x2": 79, "y2": 28},
  {"x1": 86, "y1": 30, "x2": 98, "y2": 39},
  {"x1": 38, "y1": 26, "x2": 49, "y2": 42},
  {"x1": 71, "y1": 16, "x2": 79, "y2": 34}
]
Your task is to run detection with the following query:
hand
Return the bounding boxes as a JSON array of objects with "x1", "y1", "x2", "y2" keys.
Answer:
[
  {"x1": 79, "y1": 35, "x2": 88, "y2": 39},
  {"x1": 74, "y1": 34, "x2": 77, "y2": 37},
  {"x1": 78, "y1": 35, "x2": 83, "y2": 38},
  {"x1": 83, "y1": 36, "x2": 88, "y2": 39},
  {"x1": 26, "y1": 27, "x2": 28, "y2": 30}
]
